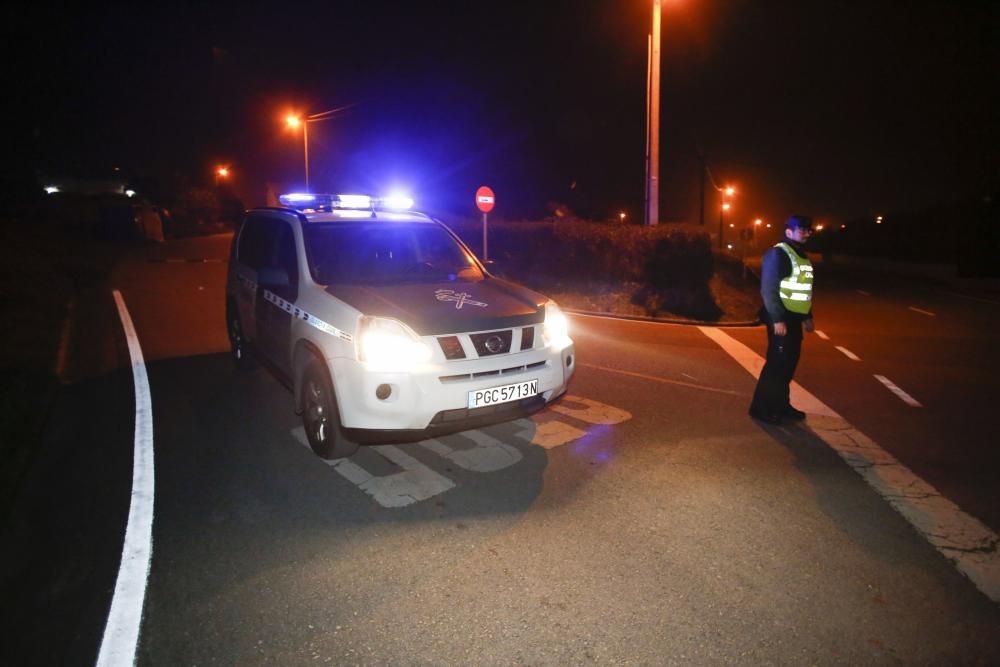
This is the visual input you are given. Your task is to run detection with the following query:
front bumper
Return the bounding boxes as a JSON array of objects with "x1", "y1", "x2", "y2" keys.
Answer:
[{"x1": 329, "y1": 340, "x2": 575, "y2": 436}]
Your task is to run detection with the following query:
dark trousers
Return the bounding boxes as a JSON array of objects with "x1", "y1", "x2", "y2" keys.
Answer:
[{"x1": 750, "y1": 318, "x2": 803, "y2": 416}]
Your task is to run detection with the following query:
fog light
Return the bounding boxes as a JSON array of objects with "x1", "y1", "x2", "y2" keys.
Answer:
[{"x1": 376, "y1": 384, "x2": 392, "y2": 400}]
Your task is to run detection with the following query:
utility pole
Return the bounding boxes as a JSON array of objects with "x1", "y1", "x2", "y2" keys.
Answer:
[{"x1": 645, "y1": 0, "x2": 661, "y2": 226}]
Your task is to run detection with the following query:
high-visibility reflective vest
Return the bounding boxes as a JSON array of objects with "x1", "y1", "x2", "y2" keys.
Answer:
[{"x1": 775, "y1": 242, "x2": 813, "y2": 314}]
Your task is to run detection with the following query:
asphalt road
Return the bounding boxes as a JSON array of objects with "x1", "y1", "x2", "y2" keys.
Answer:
[{"x1": 3, "y1": 234, "x2": 999, "y2": 665}]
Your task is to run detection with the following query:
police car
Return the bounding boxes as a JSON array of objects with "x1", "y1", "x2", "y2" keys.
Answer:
[{"x1": 225, "y1": 193, "x2": 575, "y2": 459}]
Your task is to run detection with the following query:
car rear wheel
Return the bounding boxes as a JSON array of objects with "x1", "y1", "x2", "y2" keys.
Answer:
[
  {"x1": 226, "y1": 300, "x2": 256, "y2": 369},
  {"x1": 301, "y1": 361, "x2": 359, "y2": 460}
]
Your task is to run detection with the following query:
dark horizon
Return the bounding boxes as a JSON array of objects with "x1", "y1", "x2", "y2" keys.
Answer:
[{"x1": 4, "y1": 1, "x2": 997, "y2": 224}]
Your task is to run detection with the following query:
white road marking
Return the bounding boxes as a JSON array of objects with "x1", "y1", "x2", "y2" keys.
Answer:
[
  {"x1": 98, "y1": 291, "x2": 155, "y2": 667},
  {"x1": 937, "y1": 289, "x2": 1000, "y2": 306},
  {"x1": 908, "y1": 306, "x2": 936, "y2": 317},
  {"x1": 580, "y1": 363, "x2": 741, "y2": 396},
  {"x1": 856, "y1": 289, "x2": 871, "y2": 296},
  {"x1": 54, "y1": 298, "x2": 74, "y2": 382},
  {"x1": 699, "y1": 325, "x2": 1000, "y2": 603},
  {"x1": 874, "y1": 375, "x2": 923, "y2": 407},
  {"x1": 291, "y1": 428, "x2": 454, "y2": 508},
  {"x1": 814, "y1": 330, "x2": 830, "y2": 340},
  {"x1": 522, "y1": 419, "x2": 588, "y2": 449},
  {"x1": 419, "y1": 430, "x2": 523, "y2": 473},
  {"x1": 835, "y1": 345, "x2": 861, "y2": 361},
  {"x1": 548, "y1": 394, "x2": 633, "y2": 424},
  {"x1": 697, "y1": 327, "x2": 838, "y2": 417}
]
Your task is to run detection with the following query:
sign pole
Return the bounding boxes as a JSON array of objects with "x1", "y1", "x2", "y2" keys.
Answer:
[{"x1": 482, "y1": 212, "x2": 488, "y2": 262}]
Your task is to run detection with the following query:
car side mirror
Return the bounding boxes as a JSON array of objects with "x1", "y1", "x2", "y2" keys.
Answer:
[{"x1": 258, "y1": 267, "x2": 290, "y2": 288}]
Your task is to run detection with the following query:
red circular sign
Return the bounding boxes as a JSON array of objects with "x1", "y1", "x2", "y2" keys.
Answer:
[{"x1": 476, "y1": 186, "x2": 495, "y2": 213}]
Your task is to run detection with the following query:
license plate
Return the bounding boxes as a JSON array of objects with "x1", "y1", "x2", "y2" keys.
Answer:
[{"x1": 468, "y1": 379, "x2": 538, "y2": 409}]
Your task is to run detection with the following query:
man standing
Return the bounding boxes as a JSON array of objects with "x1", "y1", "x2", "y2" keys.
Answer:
[{"x1": 749, "y1": 215, "x2": 815, "y2": 424}]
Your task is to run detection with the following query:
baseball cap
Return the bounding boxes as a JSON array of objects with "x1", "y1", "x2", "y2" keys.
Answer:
[{"x1": 785, "y1": 215, "x2": 814, "y2": 231}]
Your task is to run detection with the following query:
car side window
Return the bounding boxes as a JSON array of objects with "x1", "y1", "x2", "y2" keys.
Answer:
[
  {"x1": 274, "y1": 221, "x2": 299, "y2": 299},
  {"x1": 237, "y1": 216, "x2": 276, "y2": 271}
]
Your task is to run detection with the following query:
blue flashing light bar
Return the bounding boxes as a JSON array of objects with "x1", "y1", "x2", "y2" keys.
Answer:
[{"x1": 278, "y1": 193, "x2": 415, "y2": 212}]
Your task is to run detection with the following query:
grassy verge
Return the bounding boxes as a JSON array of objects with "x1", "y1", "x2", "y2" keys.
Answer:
[{"x1": 0, "y1": 216, "x2": 118, "y2": 520}]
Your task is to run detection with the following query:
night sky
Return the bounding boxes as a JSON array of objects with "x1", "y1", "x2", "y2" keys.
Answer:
[{"x1": 5, "y1": 1, "x2": 997, "y2": 224}]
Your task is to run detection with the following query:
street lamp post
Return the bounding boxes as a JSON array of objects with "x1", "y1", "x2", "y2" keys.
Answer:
[
  {"x1": 645, "y1": 0, "x2": 661, "y2": 226},
  {"x1": 718, "y1": 185, "x2": 735, "y2": 249},
  {"x1": 286, "y1": 104, "x2": 355, "y2": 192}
]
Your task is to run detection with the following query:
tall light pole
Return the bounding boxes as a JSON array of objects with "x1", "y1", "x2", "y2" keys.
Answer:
[
  {"x1": 645, "y1": 0, "x2": 661, "y2": 226},
  {"x1": 718, "y1": 185, "x2": 735, "y2": 249},
  {"x1": 286, "y1": 104, "x2": 355, "y2": 192}
]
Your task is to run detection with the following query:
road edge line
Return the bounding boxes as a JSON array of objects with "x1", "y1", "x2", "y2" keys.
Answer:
[
  {"x1": 97, "y1": 290, "x2": 155, "y2": 667},
  {"x1": 697, "y1": 325, "x2": 1000, "y2": 603}
]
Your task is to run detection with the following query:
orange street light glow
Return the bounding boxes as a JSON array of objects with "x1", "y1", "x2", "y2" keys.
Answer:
[
  {"x1": 729, "y1": 223, "x2": 735, "y2": 228},
  {"x1": 722, "y1": 202, "x2": 731, "y2": 211},
  {"x1": 815, "y1": 224, "x2": 825, "y2": 231},
  {"x1": 754, "y1": 218, "x2": 762, "y2": 226},
  {"x1": 286, "y1": 115, "x2": 302, "y2": 128},
  {"x1": 216, "y1": 167, "x2": 229, "y2": 177},
  {"x1": 619, "y1": 211, "x2": 627, "y2": 222},
  {"x1": 724, "y1": 186, "x2": 735, "y2": 196}
]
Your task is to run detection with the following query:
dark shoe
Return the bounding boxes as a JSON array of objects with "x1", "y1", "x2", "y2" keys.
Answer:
[
  {"x1": 782, "y1": 406, "x2": 807, "y2": 421},
  {"x1": 749, "y1": 408, "x2": 781, "y2": 425}
]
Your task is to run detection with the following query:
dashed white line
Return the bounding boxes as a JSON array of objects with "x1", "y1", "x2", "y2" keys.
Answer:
[
  {"x1": 908, "y1": 306, "x2": 936, "y2": 317},
  {"x1": 814, "y1": 330, "x2": 830, "y2": 340},
  {"x1": 98, "y1": 291, "x2": 155, "y2": 667},
  {"x1": 856, "y1": 289, "x2": 871, "y2": 296},
  {"x1": 698, "y1": 325, "x2": 1000, "y2": 603},
  {"x1": 835, "y1": 345, "x2": 861, "y2": 361},
  {"x1": 937, "y1": 289, "x2": 1000, "y2": 306},
  {"x1": 874, "y1": 375, "x2": 923, "y2": 407}
]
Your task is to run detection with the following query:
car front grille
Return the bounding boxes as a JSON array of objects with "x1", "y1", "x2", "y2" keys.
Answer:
[
  {"x1": 469, "y1": 330, "x2": 513, "y2": 357},
  {"x1": 439, "y1": 360, "x2": 547, "y2": 384}
]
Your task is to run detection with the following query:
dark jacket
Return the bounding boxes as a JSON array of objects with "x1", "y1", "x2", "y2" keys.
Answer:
[{"x1": 759, "y1": 240, "x2": 813, "y2": 324}]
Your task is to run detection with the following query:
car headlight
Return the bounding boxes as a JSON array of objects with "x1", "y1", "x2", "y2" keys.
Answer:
[
  {"x1": 542, "y1": 301, "x2": 570, "y2": 346},
  {"x1": 358, "y1": 316, "x2": 432, "y2": 370}
]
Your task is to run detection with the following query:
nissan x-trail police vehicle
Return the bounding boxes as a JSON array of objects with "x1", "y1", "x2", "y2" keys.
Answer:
[{"x1": 226, "y1": 193, "x2": 575, "y2": 459}]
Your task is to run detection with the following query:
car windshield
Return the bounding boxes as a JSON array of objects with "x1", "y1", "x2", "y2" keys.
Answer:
[{"x1": 303, "y1": 222, "x2": 484, "y2": 285}]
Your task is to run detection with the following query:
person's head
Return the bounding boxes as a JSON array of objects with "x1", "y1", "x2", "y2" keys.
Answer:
[{"x1": 784, "y1": 215, "x2": 813, "y2": 244}]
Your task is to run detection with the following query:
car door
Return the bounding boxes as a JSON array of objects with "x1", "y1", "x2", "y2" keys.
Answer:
[
  {"x1": 255, "y1": 219, "x2": 299, "y2": 374},
  {"x1": 234, "y1": 215, "x2": 277, "y2": 343}
]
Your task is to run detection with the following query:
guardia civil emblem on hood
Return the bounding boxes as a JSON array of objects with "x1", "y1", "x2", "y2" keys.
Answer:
[{"x1": 435, "y1": 289, "x2": 487, "y2": 309}]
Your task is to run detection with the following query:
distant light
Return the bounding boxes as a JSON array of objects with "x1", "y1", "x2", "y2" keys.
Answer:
[
  {"x1": 724, "y1": 186, "x2": 735, "y2": 196},
  {"x1": 729, "y1": 223, "x2": 735, "y2": 228},
  {"x1": 286, "y1": 115, "x2": 302, "y2": 128},
  {"x1": 217, "y1": 166, "x2": 229, "y2": 177},
  {"x1": 766, "y1": 223, "x2": 772, "y2": 228},
  {"x1": 125, "y1": 189, "x2": 136, "y2": 198},
  {"x1": 281, "y1": 193, "x2": 316, "y2": 203},
  {"x1": 44, "y1": 186, "x2": 60, "y2": 194},
  {"x1": 726, "y1": 243, "x2": 734, "y2": 250},
  {"x1": 841, "y1": 224, "x2": 847, "y2": 229},
  {"x1": 754, "y1": 218, "x2": 762, "y2": 226},
  {"x1": 381, "y1": 194, "x2": 414, "y2": 210},
  {"x1": 619, "y1": 211, "x2": 627, "y2": 222},
  {"x1": 815, "y1": 224, "x2": 825, "y2": 231},
  {"x1": 722, "y1": 203, "x2": 731, "y2": 211}
]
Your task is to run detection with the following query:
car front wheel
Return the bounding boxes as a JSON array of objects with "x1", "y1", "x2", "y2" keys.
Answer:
[{"x1": 301, "y1": 361, "x2": 359, "y2": 460}]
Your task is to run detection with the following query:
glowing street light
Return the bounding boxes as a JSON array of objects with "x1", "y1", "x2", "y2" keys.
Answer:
[
  {"x1": 876, "y1": 215, "x2": 883, "y2": 224},
  {"x1": 754, "y1": 218, "x2": 762, "y2": 226},
  {"x1": 285, "y1": 104, "x2": 356, "y2": 192},
  {"x1": 619, "y1": 211, "x2": 627, "y2": 222},
  {"x1": 718, "y1": 185, "x2": 736, "y2": 249}
]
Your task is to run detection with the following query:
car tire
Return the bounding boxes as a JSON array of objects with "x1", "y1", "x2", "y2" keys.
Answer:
[
  {"x1": 226, "y1": 300, "x2": 256, "y2": 369},
  {"x1": 301, "y1": 361, "x2": 359, "y2": 460}
]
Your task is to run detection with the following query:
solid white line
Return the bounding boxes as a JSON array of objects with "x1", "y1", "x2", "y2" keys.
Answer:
[
  {"x1": 54, "y1": 299, "x2": 75, "y2": 382},
  {"x1": 698, "y1": 326, "x2": 1000, "y2": 603},
  {"x1": 814, "y1": 330, "x2": 830, "y2": 340},
  {"x1": 937, "y1": 289, "x2": 1000, "y2": 306},
  {"x1": 835, "y1": 345, "x2": 861, "y2": 361},
  {"x1": 873, "y1": 374, "x2": 923, "y2": 407},
  {"x1": 579, "y1": 362, "x2": 742, "y2": 396},
  {"x1": 98, "y1": 291, "x2": 155, "y2": 667},
  {"x1": 908, "y1": 306, "x2": 936, "y2": 317},
  {"x1": 856, "y1": 289, "x2": 871, "y2": 296}
]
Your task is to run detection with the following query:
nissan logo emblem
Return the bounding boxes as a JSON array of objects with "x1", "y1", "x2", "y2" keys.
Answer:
[{"x1": 485, "y1": 335, "x2": 503, "y2": 353}]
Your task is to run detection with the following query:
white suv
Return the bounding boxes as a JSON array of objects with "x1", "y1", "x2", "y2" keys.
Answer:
[{"x1": 226, "y1": 194, "x2": 575, "y2": 459}]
